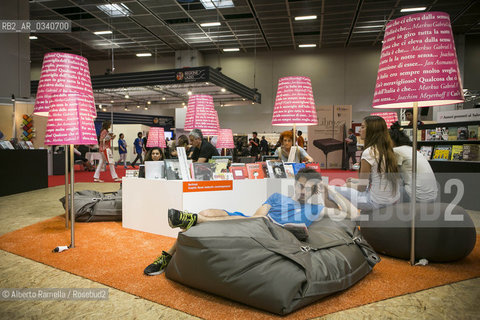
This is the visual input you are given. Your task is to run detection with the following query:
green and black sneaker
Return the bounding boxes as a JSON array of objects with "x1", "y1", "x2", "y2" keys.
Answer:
[
  {"x1": 144, "y1": 251, "x2": 172, "y2": 276},
  {"x1": 168, "y1": 208, "x2": 198, "y2": 230}
]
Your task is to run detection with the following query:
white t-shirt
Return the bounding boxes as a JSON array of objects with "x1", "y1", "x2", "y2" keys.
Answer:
[
  {"x1": 394, "y1": 145, "x2": 438, "y2": 202},
  {"x1": 361, "y1": 146, "x2": 400, "y2": 205}
]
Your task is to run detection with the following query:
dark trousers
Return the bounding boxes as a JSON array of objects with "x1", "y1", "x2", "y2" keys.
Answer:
[
  {"x1": 346, "y1": 151, "x2": 357, "y2": 167},
  {"x1": 131, "y1": 153, "x2": 143, "y2": 166}
]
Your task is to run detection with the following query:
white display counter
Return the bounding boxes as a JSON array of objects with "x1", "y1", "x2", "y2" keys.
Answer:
[{"x1": 122, "y1": 178, "x2": 295, "y2": 237}]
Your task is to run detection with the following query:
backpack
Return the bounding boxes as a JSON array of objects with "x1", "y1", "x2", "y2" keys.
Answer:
[{"x1": 60, "y1": 190, "x2": 122, "y2": 222}]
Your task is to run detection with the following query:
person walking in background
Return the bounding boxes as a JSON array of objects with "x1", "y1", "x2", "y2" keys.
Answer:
[
  {"x1": 131, "y1": 132, "x2": 144, "y2": 168},
  {"x1": 250, "y1": 131, "x2": 260, "y2": 160},
  {"x1": 345, "y1": 128, "x2": 358, "y2": 170},
  {"x1": 93, "y1": 120, "x2": 121, "y2": 182},
  {"x1": 260, "y1": 136, "x2": 269, "y2": 155},
  {"x1": 116, "y1": 133, "x2": 128, "y2": 168},
  {"x1": 297, "y1": 130, "x2": 305, "y2": 149}
]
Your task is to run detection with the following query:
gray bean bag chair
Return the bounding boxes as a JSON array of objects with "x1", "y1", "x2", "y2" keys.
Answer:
[
  {"x1": 165, "y1": 217, "x2": 379, "y2": 315},
  {"x1": 358, "y1": 202, "x2": 476, "y2": 262}
]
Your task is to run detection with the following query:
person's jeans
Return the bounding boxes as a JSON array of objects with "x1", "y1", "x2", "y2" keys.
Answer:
[
  {"x1": 332, "y1": 186, "x2": 382, "y2": 211},
  {"x1": 131, "y1": 153, "x2": 143, "y2": 166}
]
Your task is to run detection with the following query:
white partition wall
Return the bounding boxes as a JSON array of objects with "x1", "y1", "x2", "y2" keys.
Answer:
[
  {"x1": 111, "y1": 124, "x2": 150, "y2": 163},
  {"x1": 122, "y1": 178, "x2": 295, "y2": 238}
]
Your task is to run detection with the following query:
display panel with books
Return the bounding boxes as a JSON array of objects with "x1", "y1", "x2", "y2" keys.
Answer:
[{"x1": 432, "y1": 145, "x2": 451, "y2": 160}]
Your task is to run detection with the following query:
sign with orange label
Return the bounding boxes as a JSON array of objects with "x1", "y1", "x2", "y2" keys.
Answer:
[{"x1": 183, "y1": 180, "x2": 233, "y2": 193}]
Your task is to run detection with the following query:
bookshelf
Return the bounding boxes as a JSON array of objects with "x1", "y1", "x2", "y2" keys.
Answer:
[{"x1": 402, "y1": 120, "x2": 480, "y2": 210}]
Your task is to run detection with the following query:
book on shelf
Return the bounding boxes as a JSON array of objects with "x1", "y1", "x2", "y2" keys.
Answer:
[
  {"x1": 229, "y1": 163, "x2": 248, "y2": 179},
  {"x1": 292, "y1": 162, "x2": 306, "y2": 174},
  {"x1": 213, "y1": 172, "x2": 232, "y2": 180},
  {"x1": 258, "y1": 161, "x2": 270, "y2": 178},
  {"x1": 26, "y1": 141, "x2": 34, "y2": 149},
  {"x1": 305, "y1": 162, "x2": 321, "y2": 173},
  {"x1": 463, "y1": 144, "x2": 480, "y2": 161},
  {"x1": 192, "y1": 162, "x2": 215, "y2": 181},
  {"x1": 450, "y1": 145, "x2": 464, "y2": 161},
  {"x1": 467, "y1": 125, "x2": 478, "y2": 140},
  {"x1": 164, "y1": 159, "x2": 182, "y2": 180},
  {"x1": 209, "y1": 159, "x2": 229, "y2": 174},
  {"x1": 266, "y1": 160, "x2": 287, "y2": 178},
  {"x1": 432, "y1": 145, "x2": 452, "y2": 160},
  {"x1": 436, "y1": 127, "x2": 448, "y2": 141},
  {"x1": 425, "y1": 128, "x2": 438, "y2": 141},
  {"x1": 419, "y1": 146, "x2": 433, "y2": 160},
  {"x1": 177, "y1": 147, "x2": 191, "y2": 181},
  {"x1": 447, "y1": 127, "x2": 458, "y2": 141},
  {"x1": 246, "y1": 163, "x2": 264, "y2": 179},
  {"x1": 457, "y1": 127, "x2": 469, "y2": 140},
  {"x1": 283, "y1": 162, "x2": 296, "y2": 179}
]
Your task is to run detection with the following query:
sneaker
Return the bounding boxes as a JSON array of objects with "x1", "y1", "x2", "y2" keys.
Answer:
[
  {"x1": 352, "y1": 163, "x2": 360, "y2": 170},
  {"x1": 144, "y1": 251, "x2": 172, "y2": 276},
  {"x1": 168, "y1": 208, "x2": 197, "y2": 230}
]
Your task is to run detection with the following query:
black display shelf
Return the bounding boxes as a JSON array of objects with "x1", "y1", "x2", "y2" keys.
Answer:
[{"x1": 418, "y1": 140, "x2": 480, "y2": 145}]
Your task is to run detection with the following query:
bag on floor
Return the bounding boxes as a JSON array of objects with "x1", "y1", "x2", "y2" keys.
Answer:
[
  {"x1": 60, "y1": 190, "x2": 122, "y2": 222},
  {"x1": 166, "y1": 217, "x2": 379, "y2": 315}
]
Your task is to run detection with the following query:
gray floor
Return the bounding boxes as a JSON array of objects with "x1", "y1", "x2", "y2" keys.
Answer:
[{"x1": 0, "y1": 183, "x2": 479, "y2": 319}]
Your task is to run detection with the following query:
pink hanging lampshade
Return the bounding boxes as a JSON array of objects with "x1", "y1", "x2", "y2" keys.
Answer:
[
  {"x1": 216, "y1": 129, "x2": 234, "y2": 149},
  {"x1": 272, "y1": 76, "x2": 318, "y2": 126},
  {"x1": 147, "y1": 127, "x2": 167, "y2": 148},
  {"x1": 184, "y1": 94, "x2": 219, "y2": 135},
  {"x1": 372, "y1": 12, "x2": 464, "y2": 109},
  {"x1": 34, "y1": 52, "x2": 96, "y2": 117},
  {"x1": 44, "y1": 96, "x2": 98, "y2": 146},
  {"x1": 370, "y1": 112, "x2": 398, "y2": 128}
]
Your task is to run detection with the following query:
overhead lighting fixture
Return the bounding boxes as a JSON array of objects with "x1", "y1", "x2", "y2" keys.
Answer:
[
  {"x1": 187, "y1": 90, "x2": 192, "y2": 95},
  {"x1": 205, "y1": 82, "x2": 209, "y2": 85},
  {"x1": 200, "y1": 22, "x2": 221, "y2": 27},
  {"x1": 94, "y1": 30, "x2": 112, "y2": 35},
  {"x1": 400, "y1": 7, "x2": 427, "y2": 13},
  {"x1": 147, "y1": 101, "x2": 151, "y2": 105},
  {"x1": 294, "y1": 15, "x2": 317, "y2": 21},
  {"x1": 144, "y1": 106, "x2": 148, "y2": 110},
  {"x1": 110, "y1": 100, "x2": 114, "y2": 103},
  {"x1": 223, "y1": 48, "x2": 240, "y2": 52},
  {"x1": 29, "y1": 36, "x2": 38, "y2": 40},
  {"x1": 162, "y1": 97, "x2": 166, "y2": 101},
  {"x1": 183, "y1": 105, "x2": 186, "y2": 108},
  {"x1": 299, "y1": 44, "x2": 317, "y2": 48},
  {"x1": 182, "y1": 102, "x2": 186, "y2": 106},
  {"x1": 356, "y1": 25, "x2": 384, "y2": 29},
  {"x1": 136, "y1": 53, "x2": 152, "y2": 57},
  {"x1": 200, "y1": 0, "x2": 234, "y2": 10},
  {"x1": 102, "y1": 107, "x2": 107, "y2": 111},
  {"x1": 242, "y1": 98, "x2": 246, "y2": 101},
  {"x1": 124, "y1": 106, "x2": 128, "y2": 111},
  {"x1": 98, "y1": 104, "x2": 102, "y2": 108},
  {"x1": 221, "y1": 88, "x2": 226, "y2": 92},
  {"x1": 125, "y1": 94, "x2": 129, "y2": 99},
  {"x1": 136, "y1": 105, "x2": 140, "y2": 109},
  {"x1": 97, "y1": 3, "x2": 131, "y2": 17}
]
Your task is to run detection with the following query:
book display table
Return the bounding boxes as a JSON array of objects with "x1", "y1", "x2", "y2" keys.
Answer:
[{"x1": 122, "y1": 178, "x2": 294, "y2": 237}]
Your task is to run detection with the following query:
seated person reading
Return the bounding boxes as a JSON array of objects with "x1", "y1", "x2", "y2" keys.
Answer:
[
  {"x1": 274, "y1": 130, "x2": 313, "y2": 163},
  {"x1": 144, "y1": 168, "x2": 359, "y2": 276},
  {"x1": 145, "y1": 147, "x2": 165, "y2": 161}
]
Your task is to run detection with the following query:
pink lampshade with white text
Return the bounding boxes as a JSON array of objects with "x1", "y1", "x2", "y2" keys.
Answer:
[
  {"x1": 372, "y1": 12, "x2": 464, "y2": 109},
  {"x1": 272, "y1": 76, "x2": 318, "y2": 126},
  {"x1": 370, "y1": 112, "x2": 398, "y2": 128},
  {"x1": 44, "y1": 96, "x2": 98, "y2": 145},
  {"x1": 34, "y1": 52, "x2": 96, "y2": 117},
  {"x1": 184, "y1": 94, "x2": 219, "y2": 135},
  {"x1": 216, "y1": 129, "x2": 234, "y2": 149},
  {"x1": 147, "y1": 127, "x2": 167, "y2": 148}
]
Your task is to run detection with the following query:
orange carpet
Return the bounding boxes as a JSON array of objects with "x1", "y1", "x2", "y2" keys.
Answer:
[{"x1": 0, "y1": 216, "x2": 478, "y2": 319}]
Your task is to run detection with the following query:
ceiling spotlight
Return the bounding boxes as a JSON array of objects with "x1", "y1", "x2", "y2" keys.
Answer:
[
  {"x1": 221, "y1": 88, "x2": 226, "y2": 92},
  {"x1": 252, "y1": 102, "x2": 255, "y2": 104},
  {"x1": 295, "y1": 15, "x2": 317, "y2": 21},
  {"x1": 124, "y1": 106, "x2": 128, "y2": 111},
  {"x1": 136, "y1": 53, "x2": 152, "y2": 57},
  {"x1": 136, "y1": 105, "x2": 140, "y2": 109},
  {"x1": 187, "y1": 90, "x2": 192, "y2": 95},
  {"x1": 400, "y1": 7, "x2": 427, "y2": 12},
  {"x1": 299, "y1": 44, "x2": 317, "y2": 48},
  {"x1": 182, "y1": 102, "x2": 186, "y2": 106},
  {"x1": 183, "y1": 105, "x2": 186, "y2": 108},
  {"x1": 147, "y1": 100, "x2": 151, "y2": 104},
  {"x1": 223, "y1": 48, "x2": 240, "y2": 52},
  {"x1": 242, "y1": 98, "x2": 246, "y2": 101},
  {"x1": 99, "y1": 104, "x2": 102, "y2": 108},
  {"x1": 94, "y1": 30, "x2": 112, "y2": 35},
  {"x1": 110, "y1": 100, "x2": 114, "y2": 103},
  {"x1": 29, "y1": 36, "x2": 38, "y2": 40},
  {"x1": 125, "y1": 94, "x2": 129, "y2": 99},
  {"x1": 144, "y1": 106, "x2": 148, "y2": 110},
  {"x1": 102, "y1": 107, "x2": 107, "y2": 111},
  {"x1": 162, "y1": 97, "x2": 166, "y2": 100},
  {"x1": 205, "y1": 82, "x2": 209, "y2": 85},
  {"x1": 200, "y1": 22, "x2": 221, "y2": 27}
]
